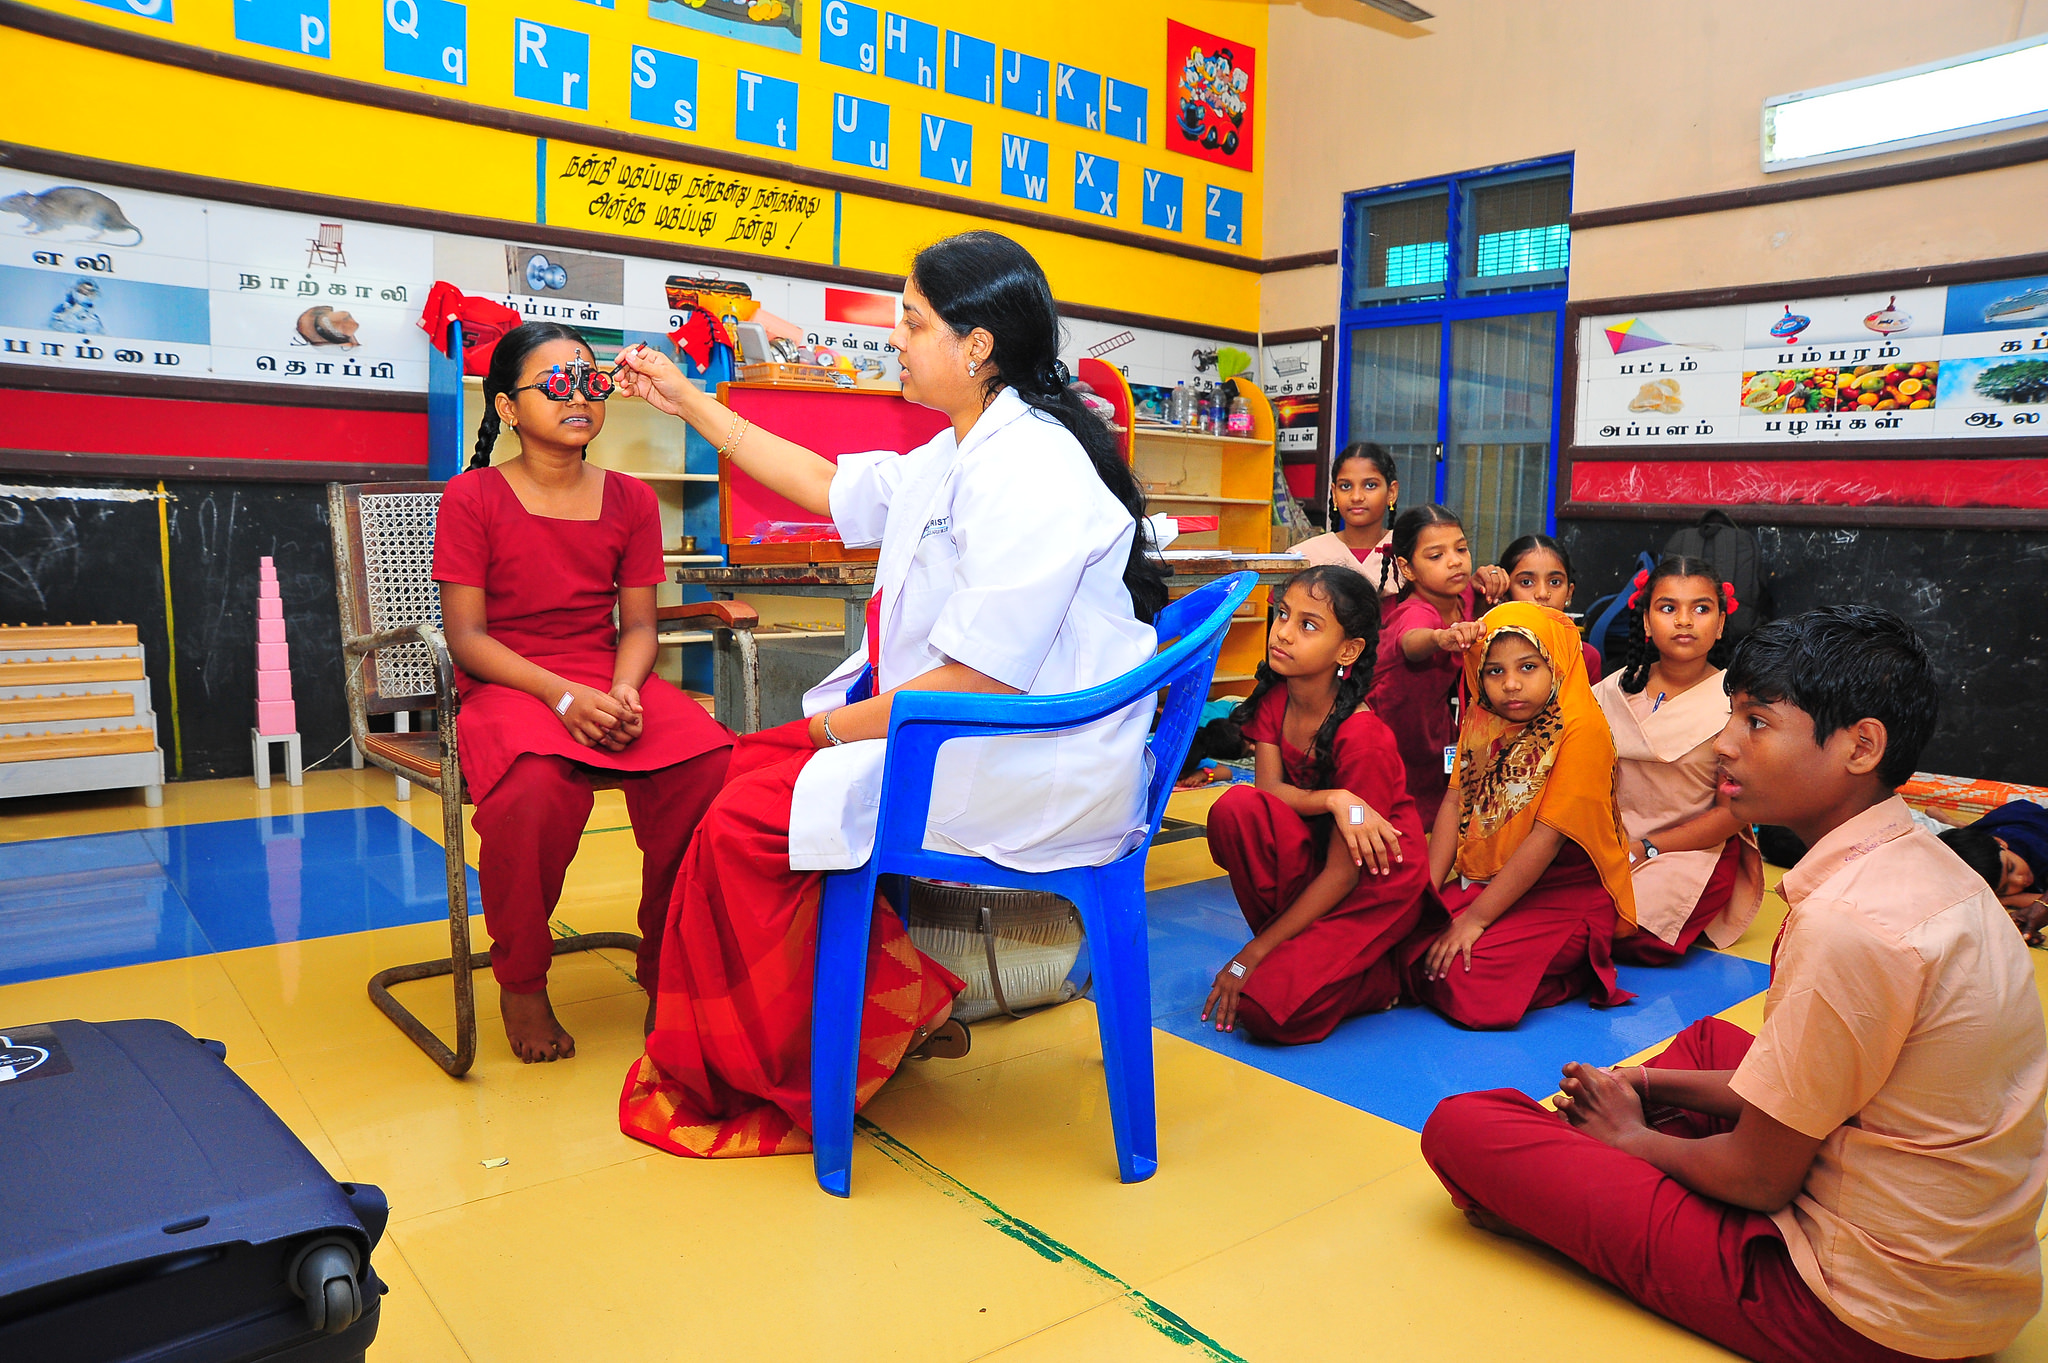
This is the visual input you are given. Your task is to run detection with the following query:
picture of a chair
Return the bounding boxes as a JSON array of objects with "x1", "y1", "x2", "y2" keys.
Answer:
[{"x1": 308, "y1": 223, "x2": 346, "y2": 271}]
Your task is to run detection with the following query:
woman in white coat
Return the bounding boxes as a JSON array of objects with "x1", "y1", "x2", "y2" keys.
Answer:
[{"x1": 616, "y1": 232, "x2": 1166, "y2": 1160}]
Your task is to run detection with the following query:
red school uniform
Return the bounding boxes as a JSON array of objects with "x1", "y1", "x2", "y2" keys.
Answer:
[
  {"x1": 1366, "y1": 585, "x2": 1477, "y2": 828},
  {"x1": 1204, "y1": 688, "x2": 1440, "y2": 1043}
]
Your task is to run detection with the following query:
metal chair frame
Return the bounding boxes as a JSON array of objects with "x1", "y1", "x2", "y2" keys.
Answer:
[{"x1": 328, "y1": 480, "x2": 758, "y2": 1076}]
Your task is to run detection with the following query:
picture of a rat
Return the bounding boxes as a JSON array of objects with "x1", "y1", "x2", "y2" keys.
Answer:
[
  {"x1": 295, "y1": 305, "x2": 361, "y2": 348},
  {"x1": 0, "y1": 186, "x2": 145, "y2": 245},
  {"x1": 48, "y1": 279, "x2": 105, "y2": 335}
]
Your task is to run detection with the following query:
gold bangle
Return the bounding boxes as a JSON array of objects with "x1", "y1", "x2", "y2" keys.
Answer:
[{"x1": 718, "y1": 413, "x2": 749, "y2": 458}]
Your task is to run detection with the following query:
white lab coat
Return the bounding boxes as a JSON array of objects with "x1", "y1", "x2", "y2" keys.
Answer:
[{"x1": 788, "y1": 387, "x2": 1158, "y2": 873}]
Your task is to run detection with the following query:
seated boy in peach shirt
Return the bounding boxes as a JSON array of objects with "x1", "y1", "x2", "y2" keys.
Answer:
[{"x1": 1420, "y1": 605, "x2": 2048, "y2": 1362}]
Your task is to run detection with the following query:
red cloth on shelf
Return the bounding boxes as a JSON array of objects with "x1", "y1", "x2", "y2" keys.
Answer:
[
  {"x1": 619, "y1": 720, "x2": 963, "y2": 1158},
  {"x1": 430, "y1": 467, "x2": 732, "y2": 802},
  {"x1": 1401, "y1": 842, "x2": 1635, "y2": 1030},
  {"x1": 418, "y1": 281, "x2": 524, "y2": 377},
  {"x1": 1206, "y1": 690, "x2": 1438, "y2": 1042},
  {"x1": 1419, "y1": 1018, "x2": 1925, "y2": 1363}
]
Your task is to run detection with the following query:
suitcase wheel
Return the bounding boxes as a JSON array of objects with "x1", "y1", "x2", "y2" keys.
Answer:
[{"x1": 291, "y1": 1239, "x2": 364, "y2": 1335}]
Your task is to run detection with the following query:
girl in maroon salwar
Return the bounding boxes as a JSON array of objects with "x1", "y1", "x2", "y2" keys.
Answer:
[
  {"x1": 1365, "y1": 506, "x2": 1507, "y2": 829},
  {"x1": 1403, "y1": 603, "x2": 1639, "y2": 1030},
  {"x1": 434, "y1": 323, "x2": 734, "y2": 1064},
  {"x1": 1201, "y1": 567, "x2": 1439, "y2": 1044}
]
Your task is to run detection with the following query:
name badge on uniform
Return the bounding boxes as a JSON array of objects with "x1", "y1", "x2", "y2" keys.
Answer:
[{"x1": 1443, "y1": 746, "x2": 1457, "y2": 775}]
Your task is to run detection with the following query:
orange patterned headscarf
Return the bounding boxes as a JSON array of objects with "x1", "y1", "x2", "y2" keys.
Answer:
[{"x1": 1451, "y1": 602, "x2": 1636, "y2": 926}]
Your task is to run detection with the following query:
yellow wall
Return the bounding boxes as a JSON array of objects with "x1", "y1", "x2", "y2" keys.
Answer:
[
  {"x1": 2, "y1": 0, "x2": 1266, "y2": 329},
  {"x1": 1260, "y1": 0, "x2": 2048, "y2": 329}
]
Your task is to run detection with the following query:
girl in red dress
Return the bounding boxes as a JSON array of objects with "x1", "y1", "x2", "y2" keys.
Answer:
[
  {"x1": 433, "y1": 322, "x2": 733, "y2": 1063},
  {"x1": 1200, "y1": 566, "x2": 1441, "y2": 1043},
  {"x1": 1365, "y1": 505, "x2": 1507, "y2": 830},
  {"x1": 1403, "y1": 603, "x2": 1639, "y2": 1029}
]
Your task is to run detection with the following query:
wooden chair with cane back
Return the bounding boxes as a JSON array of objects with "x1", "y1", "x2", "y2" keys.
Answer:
[{"x1": 327, "y1": 480, "x2": 760, "y2": 1077}]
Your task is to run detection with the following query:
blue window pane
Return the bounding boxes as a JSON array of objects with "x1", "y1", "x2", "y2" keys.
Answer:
[
  {"x1": 1381, "y1": 241, "x2": 1447, "y2": 288},
  {"x1": 1474, "y1": 224, "x2": 1570, "y2": 277}
]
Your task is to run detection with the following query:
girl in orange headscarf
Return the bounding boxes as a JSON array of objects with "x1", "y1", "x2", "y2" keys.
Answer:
[{"x1": 1401, "y1": 602, "x2": 1637, "y2": 1029}]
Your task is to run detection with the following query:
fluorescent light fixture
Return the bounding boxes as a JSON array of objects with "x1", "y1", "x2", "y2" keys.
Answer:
[{"x1": 1762, "y1": 34, "x2": 2048, "y2": 171}]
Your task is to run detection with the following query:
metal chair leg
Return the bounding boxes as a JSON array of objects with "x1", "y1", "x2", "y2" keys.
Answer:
[{"x1": 364, "y1": 771, "x2": 645, "y2": 1077}]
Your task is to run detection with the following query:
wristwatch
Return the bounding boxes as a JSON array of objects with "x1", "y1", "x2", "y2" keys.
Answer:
[{"x1": 1640, "y1": 838, "x2": 1660, "y2": 861}]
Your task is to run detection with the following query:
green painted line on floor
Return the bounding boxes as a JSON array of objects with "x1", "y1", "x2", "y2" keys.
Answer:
[{"x1": 856, "y1": 1117, "x2": 1249, "y2": 1362}]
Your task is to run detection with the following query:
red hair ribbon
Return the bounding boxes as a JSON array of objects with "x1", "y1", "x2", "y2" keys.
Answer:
[
  {"x1": 1626, "y1": 567, "x2": 1650, "y2": 610},
  {"x1": 1722, "y1": 581, "x2": 1740, "y2": 614}
]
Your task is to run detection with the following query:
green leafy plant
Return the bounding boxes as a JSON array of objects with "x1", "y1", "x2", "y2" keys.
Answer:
[{"x1": 1975, "y1": 360, "x2": 2048, "y2": 405}]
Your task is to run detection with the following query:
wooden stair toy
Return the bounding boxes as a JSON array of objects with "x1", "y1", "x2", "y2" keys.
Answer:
[
  {"x1": 251, "y1": 557, "x2": 302, "y2": 789},
  {"x1": 0, "y1": 622, "x2": 163, "y2": 807}
]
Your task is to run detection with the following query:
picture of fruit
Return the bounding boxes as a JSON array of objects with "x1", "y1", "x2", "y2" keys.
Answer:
[
  {"x1": 1739, "y1": 361, "x2": 1939, "y2": 416},
  {"x1": 1974, "y1": 359, "x2": 2048, "y2": 405}
]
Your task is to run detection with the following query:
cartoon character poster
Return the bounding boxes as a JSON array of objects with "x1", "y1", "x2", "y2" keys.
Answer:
[{"x1": 1167, "y1": 19, "x2": 1254, "y2": 171}]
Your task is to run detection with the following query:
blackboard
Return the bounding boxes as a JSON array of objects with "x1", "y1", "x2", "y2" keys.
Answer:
[
  {"x1": 1561, "y1": 517, "x2": 2048, "y2": 786},
  {"x1": 0, "y1": 474, "x2": 350, "y2": 781}
]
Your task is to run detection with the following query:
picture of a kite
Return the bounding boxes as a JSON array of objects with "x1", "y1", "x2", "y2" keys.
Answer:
[
  {"x1": 1603, "y1": 317, "x2": 1724, "y2": 357},
  {"x1": 1604, "y1": 318, "x2": 1669, "y2": 354}
]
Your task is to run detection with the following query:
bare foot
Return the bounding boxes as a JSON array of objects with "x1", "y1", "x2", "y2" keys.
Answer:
[
  {"x1": 1462, "y1": 1205, "x2": 1540, "y2": 1245},
  {"x1": 501, "y1": 989, "x2": 576, "y2": 1063}
]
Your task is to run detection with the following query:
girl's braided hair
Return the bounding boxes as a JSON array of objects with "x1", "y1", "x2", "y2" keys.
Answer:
[
  {"x1": 1380, "y1": 503, "x2": 1464, "y2": 599},
  {"x1": 1230, "y1": 565, "x2": 1382, "y2": 792},
  {"x1": 1617, "y1": 554, "x2": 1733, "y2": 695},
  {"x1": 468, "y1": 321, "x2": 594, "y2": 471}
]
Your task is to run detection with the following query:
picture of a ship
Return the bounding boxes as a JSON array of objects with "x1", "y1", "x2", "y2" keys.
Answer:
[{"x1": 1983, "y1": 286, "x2": 2048, "y2": 325}]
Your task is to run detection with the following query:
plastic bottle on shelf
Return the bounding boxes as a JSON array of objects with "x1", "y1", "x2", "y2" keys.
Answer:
[
  {"x1": 1169, "y1": 380, "x2": 1189, "y2": 427},
  {"x1": 1195, "y1": 386, "x2": 1214, "y2": 433},
  {"x1": 1227, "y1": 392, "x2": 1252, "y2": 436}
]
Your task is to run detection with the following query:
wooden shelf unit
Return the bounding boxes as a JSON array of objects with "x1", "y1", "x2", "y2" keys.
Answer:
[{"x1": 1078, "y1": 361, "x2": 1282, "y2": 700}]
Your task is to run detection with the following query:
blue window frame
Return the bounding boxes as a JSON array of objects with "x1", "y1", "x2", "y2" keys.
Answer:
[{"x1": 1335, "y1": 155, "x2": 1572, "y2": 559}]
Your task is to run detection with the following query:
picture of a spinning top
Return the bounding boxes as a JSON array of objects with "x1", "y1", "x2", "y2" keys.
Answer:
[
  {"x1": 1768, "y1": 306, "x2": 1810, "y2": 342},
  {"x1": 1864, "y1": 296, "x2": 1912, "y2": 335}
]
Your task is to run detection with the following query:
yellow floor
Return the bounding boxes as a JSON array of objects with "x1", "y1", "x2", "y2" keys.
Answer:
[{"x1": 4, "y1": 772, "x2": 2046, "y2": 1361}]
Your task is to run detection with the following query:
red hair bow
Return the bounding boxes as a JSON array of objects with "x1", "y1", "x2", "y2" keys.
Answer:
[
  {"x1": 1626, "y1": 567, "x2": 1650, "y2": 610},
  {"x1": 1722, "y1": 581, "x2": 1740, "y2": 614}
]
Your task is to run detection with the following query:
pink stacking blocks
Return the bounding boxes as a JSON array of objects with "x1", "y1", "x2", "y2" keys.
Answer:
[{"x1": 254, "y1": 557, "x2": 296, "y2": 736}]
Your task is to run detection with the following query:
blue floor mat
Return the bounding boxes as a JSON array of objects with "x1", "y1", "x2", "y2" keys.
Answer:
[
  {"x1": 0, "y1": 809, "x2": 482, "y2": 985},
  {"x1": 1143, "y1": 876, "x2": 1771, "y2": 1131}
]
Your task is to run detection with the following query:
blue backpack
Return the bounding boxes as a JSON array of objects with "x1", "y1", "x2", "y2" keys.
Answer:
[{"x1": 1580, "y1": 550, "x2": 1656, "y2": 680}]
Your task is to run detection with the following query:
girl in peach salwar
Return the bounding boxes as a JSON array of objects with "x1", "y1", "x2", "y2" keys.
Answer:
[{"x1": 1594, "y1": 557, "x2": 1763, "y2": 964}]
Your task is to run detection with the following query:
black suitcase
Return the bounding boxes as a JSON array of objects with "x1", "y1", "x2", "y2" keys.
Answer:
[{"x1": 0, "y1": 1019, "x2": 388, "y2": 1362}]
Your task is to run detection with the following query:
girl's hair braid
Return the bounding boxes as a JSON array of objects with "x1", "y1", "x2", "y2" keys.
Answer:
[
  {"x1": 1231, "y1": 566, "x2": 1382, "y2": 791},
  {"x1": 468, "y1": 321, "x2": 594, "y2": 472},
  {"x1": 1618, "y1": 554, "x2": 1731, "y2": 695}
]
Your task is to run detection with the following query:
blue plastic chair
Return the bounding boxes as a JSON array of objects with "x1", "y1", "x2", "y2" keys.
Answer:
[{"x1": 809, "y1": 571, "x2": 1258, "y2": 1196}]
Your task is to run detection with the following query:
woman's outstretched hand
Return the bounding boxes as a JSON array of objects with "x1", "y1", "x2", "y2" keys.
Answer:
[{"x1": 612, "y1": 343, "x2": 702, "y2": 420}]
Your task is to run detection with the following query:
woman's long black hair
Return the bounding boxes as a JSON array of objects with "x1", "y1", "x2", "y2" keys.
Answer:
[
  {"x1": 468, "y1": 321, "x2": 595, "y2": 471},
  {"x1": 910, "y1": 231, "x2": 1168, "y2": 624},
  {"x1": 1617, "y1": 554, "x2": 1730, "y2": 695},
  {"x1": 1229, "y1": 565, "x2": 1381, "y2": 793},
  {"x1": 1379, "y1": 503, "x2": 1464, "y2": 599}
]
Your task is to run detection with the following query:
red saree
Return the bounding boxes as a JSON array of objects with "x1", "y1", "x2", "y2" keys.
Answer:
[{"x1": 619, "y1": 720, "x2": 962, "y2": 1158}]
